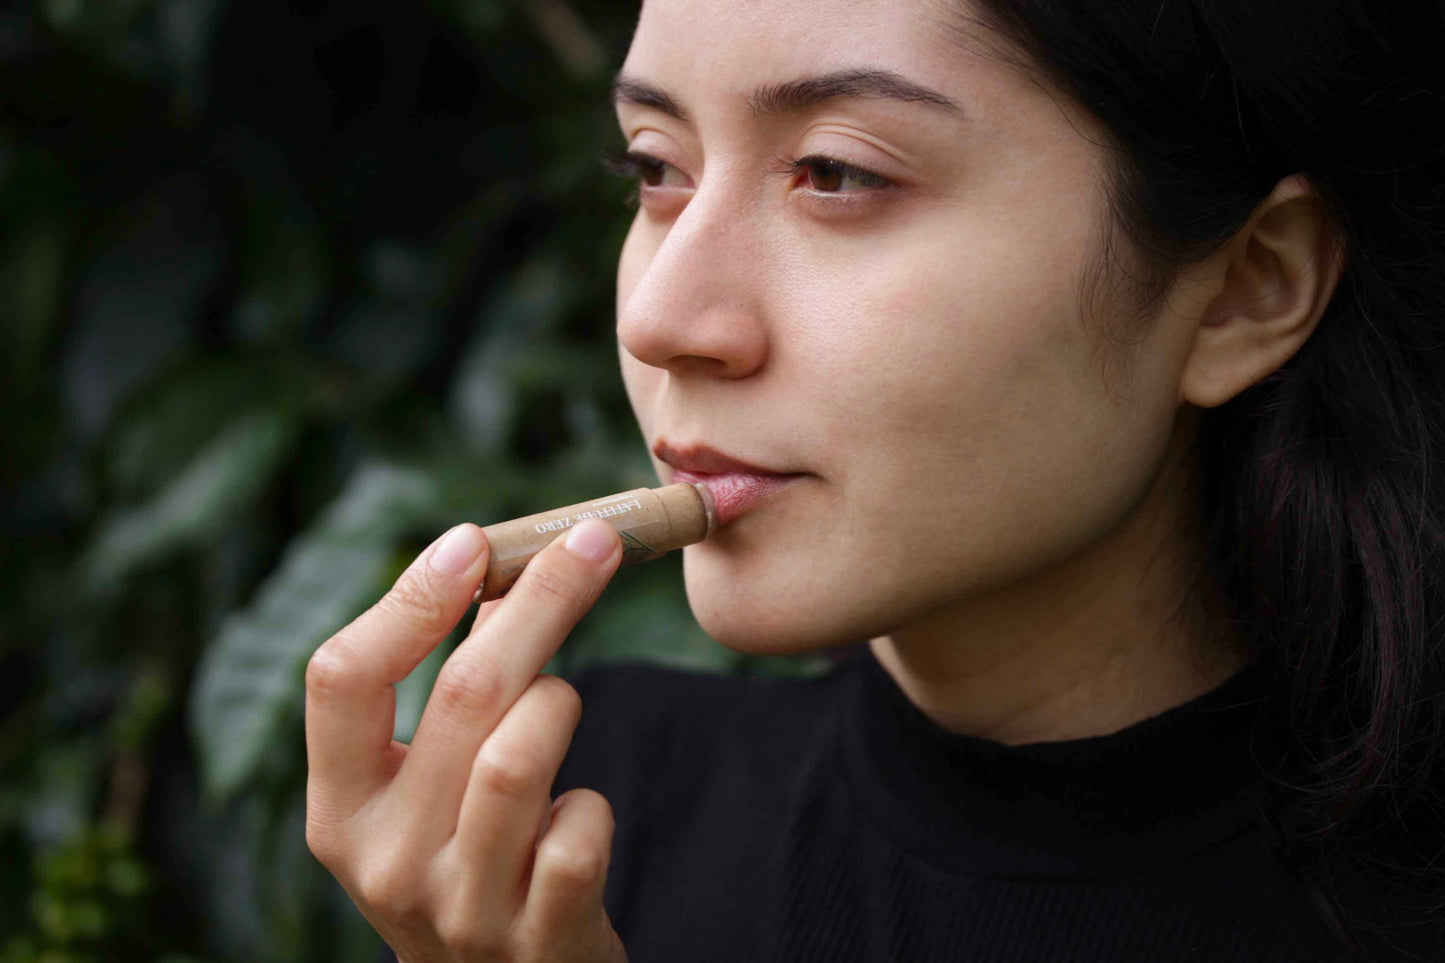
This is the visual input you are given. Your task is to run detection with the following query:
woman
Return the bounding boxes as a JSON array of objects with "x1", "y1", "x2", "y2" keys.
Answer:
[{"x1": 302, "y1": 0, "x2": 1445, "y2": 959}]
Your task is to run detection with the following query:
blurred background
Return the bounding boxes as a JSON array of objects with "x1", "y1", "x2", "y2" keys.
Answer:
[{"x1": 0, "y1": 2, "x2": 817, "y2": 959}]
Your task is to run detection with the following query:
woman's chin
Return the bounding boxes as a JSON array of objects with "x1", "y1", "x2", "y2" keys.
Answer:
[{"x1": 681, "y1": 565, "x2": 876, "y2": 656}]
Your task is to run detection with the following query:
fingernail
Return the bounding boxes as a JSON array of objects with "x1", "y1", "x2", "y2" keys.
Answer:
[
  {"x1": 565, "y1": 520, "x2": 616, "y2": 563},
  {"x1": 429, "y1": 525, "x2": 485, "y2": 574}
]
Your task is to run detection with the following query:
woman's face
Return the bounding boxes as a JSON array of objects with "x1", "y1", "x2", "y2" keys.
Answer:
[{"x1": 615, "y1": 0, "x2": 1199, "y2": 652}]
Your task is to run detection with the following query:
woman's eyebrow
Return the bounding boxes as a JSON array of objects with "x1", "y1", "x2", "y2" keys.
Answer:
[
  {"x1": 749, "y1": 69, "x2": 962, "y2": 117},
  {"x1": 610, "y1": 68, "x2": 963, "y2": 123},
  {"x1": 611, "y1": 75, "x2": 692, "y2": 123}
]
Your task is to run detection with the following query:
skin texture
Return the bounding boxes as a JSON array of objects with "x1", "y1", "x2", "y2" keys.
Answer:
[
  {"x1": 305, "y1": 0, "x2": 1345, "y2": 958},
  {"x1": 305, "y1": 519, "x2": 631, "y2": 962},
  {"x1": 615, "y1": 0, "x2": 1343, "y2": 742}
]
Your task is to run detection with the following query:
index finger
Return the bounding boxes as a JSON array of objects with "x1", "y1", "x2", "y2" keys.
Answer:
[
  {"x1": 305, "y1": 524, "x2": 490, "y2": 809},
  {"x1": 393, "y1": 519, "x2": 621, "y2": 813}
]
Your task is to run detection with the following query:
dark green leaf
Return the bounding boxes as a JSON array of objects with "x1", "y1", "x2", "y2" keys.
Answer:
[
  {"x1": 188, "y1": 462, "x2": 443, "y2": 801},
  {"x1": 82, "y1": 406, "x2": 302, "y2": 595}
]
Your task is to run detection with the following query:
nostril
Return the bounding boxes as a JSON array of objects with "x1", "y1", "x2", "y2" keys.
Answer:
[{"x1": 666, "y1": 354, "x2": 732, "y2": 376}]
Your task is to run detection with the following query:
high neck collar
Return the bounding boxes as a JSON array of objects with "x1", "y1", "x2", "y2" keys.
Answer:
[{"x1": 838, "y1": 648, "x2": 1269, "y2": 879}]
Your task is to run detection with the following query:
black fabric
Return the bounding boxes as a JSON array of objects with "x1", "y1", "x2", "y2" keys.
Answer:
[{"x1": 553, "y1": 649, "x2": 1363, "y2": 962}]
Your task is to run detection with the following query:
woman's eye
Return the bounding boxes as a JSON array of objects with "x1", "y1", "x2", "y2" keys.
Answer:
[
  {"x1": 603, "y1": 150, "x2": 688, "y2": 190},
  {"x1": 791, "y1": 156, "x2": 890, "y2": 193},
  {"x1": 602, "y1": 149, "x2": 891, "y2": 214}
]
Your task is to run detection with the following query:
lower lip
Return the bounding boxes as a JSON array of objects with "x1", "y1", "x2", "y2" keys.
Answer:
[{"x1": 669, "y1": 470, "x2": 805, "y2": 526}]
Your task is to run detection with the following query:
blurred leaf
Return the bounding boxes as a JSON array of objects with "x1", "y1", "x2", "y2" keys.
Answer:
[
  {"x1": 106, "y1": 359, "x2": 301, "y2": 500},
  {"x1": 189, "y1": 462, "x2": 444, "y2": 802},
  {"x1": 82, "y1": 406, "x2": 303, "y2": 595}
]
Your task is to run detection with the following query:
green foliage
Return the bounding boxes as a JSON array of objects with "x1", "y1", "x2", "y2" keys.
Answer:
[
  {"x1": 85, "y1": 405, "x2": 304, "y2": 596},
  {"x1": 191, "y1": 460, "x2": 455, "y2": 801},
  {"x1": 1, "y1": 825, "x2": 153, "y2": 962},
  {"x1": 0, "y1": 1, "x2": 822, "y2": 959}
]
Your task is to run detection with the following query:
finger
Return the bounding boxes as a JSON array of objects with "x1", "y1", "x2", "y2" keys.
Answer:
[
  {"x1": 396, "y1": 520, "x2": 620, "y2": 804},
  {"x1": 305, "y1": 523, "x2": 489, "y2": 810},
  {"x1": 448, "y1": 675, "x2": 582, "y2": 916},
  {"x1": 521, "y1": 789, "x2": 617, "y2": 954},
  {"x1": 469, "y1": 596, "x2": 504, "y2": 634}
]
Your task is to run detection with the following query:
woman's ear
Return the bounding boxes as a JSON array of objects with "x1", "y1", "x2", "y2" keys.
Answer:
[{"x1": 1178, "y1": 175, "x2": 1346, "y2": 408}]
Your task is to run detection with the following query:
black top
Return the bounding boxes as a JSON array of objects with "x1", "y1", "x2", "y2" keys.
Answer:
[{"x1": 554, "y1": 649, "x2": 1360, "y2": 962}]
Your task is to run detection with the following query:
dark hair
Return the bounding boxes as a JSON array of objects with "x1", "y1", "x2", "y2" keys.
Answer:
[{"x1": 963, "y1": 0, "x2": 1445, "y2": 956}]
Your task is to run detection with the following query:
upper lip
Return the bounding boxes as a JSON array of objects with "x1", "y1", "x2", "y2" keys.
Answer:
[{"x1": 653, "y1": 440, "x2": 793, "y2": 476}]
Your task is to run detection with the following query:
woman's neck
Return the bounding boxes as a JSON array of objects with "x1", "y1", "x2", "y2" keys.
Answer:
[{"x1": 871, "y1": 416, "x2": 1244, "y2": 745}]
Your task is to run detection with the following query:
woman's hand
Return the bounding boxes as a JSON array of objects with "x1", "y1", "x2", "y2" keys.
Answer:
[{"x1": 303, "y1": 519, "x2": 628, "y2": 963}]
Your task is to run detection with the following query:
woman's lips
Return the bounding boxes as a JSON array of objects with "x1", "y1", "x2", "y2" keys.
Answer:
[
  {"x1": 653, "y1": 440, "x2": 806, "y2": 526},
  {"x1": 669, "y1": 469, "x2": 804, "y2": 526}
]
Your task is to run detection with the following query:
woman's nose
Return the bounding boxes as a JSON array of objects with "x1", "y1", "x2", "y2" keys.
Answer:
[{"x1": 616, "y1": 188, "x2": 769, "y2": 380}]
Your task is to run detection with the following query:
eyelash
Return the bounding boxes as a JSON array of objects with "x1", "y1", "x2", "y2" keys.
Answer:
[
  {"x1": 775, "y1": 154, "x2": 891, "y2": 193},
  {"x1": 601, "y1": 150, "x2": 666, "y2": 207},
  {"x1": 601, "y1": 148, "x2": 891, "y2": 209}
]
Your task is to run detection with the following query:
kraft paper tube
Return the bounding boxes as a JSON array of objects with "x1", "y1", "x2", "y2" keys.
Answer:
[{"x1": 472, "y1": 483, "x2": 717, "y2": 602}]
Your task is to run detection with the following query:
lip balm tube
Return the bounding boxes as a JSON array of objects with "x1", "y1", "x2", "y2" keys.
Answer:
[{"x1": 471, "y1": 483, "x2": 717, "y2": 603}]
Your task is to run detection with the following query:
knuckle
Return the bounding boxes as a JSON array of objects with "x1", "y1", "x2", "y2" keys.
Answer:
[
  {"x1": 354, "y1": 853, "x2": 423, "y2": 920},
  {"x1": 537, "y1": 837, "x2": 608, "y2": 892},
  {"x1": 472, "y1": 742, "x2": 542, "y2": 800},
  {"x1": 522, "y1": 560, "x2": 583, "y2": 607},
  {"x1": 436, "y1": 911, "x2": 507, "y2": 960},
  {"x1": 304, "y1": 817, "x2": 339, "y2": 868},
  {"x1": 305, "y1": 640, "x2": 357, "y2": 705},
  {"x1": 303, "y1": 790, "x2": 353, "y2": 868},
  {"x1": 533, "y1": 674, "x2": 582, "y2": 716},
  {"x1": 569, "y1": 789, "x2": 615, "y2": 829},
  {"x1": 379, "y1": 569, "x2": 451, "y2": 633},
  {"x1": 431, "y1": 658, "x2": 504, "y2": 719}
]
